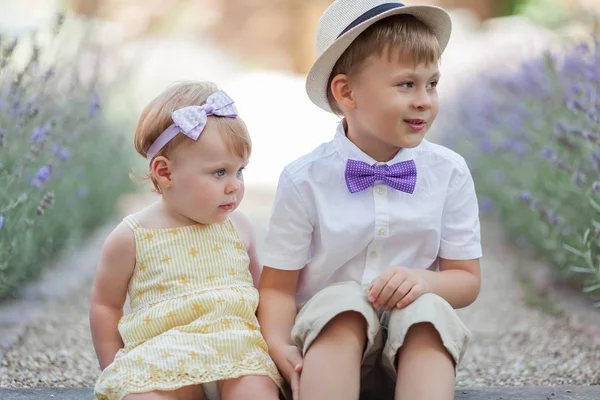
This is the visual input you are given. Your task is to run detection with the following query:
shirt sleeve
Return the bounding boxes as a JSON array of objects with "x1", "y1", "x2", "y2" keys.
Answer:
[
  {"x1": 438, "y1": 159, "x2": 483, "y2": 260},
  {"x1": 261, "y1": 168, "x2": 314, "y2": 270}
]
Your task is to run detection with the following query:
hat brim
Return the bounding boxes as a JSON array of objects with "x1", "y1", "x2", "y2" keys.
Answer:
[{"x1": 306, "y1": 5, "x2": 452, "y2": 113}]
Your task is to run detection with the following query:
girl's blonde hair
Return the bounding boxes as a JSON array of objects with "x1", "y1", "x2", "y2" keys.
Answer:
[
  {"x1": 327, "y1": 14, "x2": 441, "y2": 115},
  {"x1": 133, "y1": 81, "x2": 251, "y2": 192}
]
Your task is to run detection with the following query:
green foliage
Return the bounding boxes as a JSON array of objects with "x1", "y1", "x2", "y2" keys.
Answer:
[{"x1": 0, "y1": 15, "x2": 134, "y2": 297}]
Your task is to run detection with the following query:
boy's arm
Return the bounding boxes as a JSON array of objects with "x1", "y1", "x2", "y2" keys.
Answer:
[
  {"x1": 257, "y1": 169, "x2": 313, "y2": 390},
  {"x1": 369, "y1": 259, "x2": 480, "y2": 310},
  {"x1": 89, "y1": 222, "x2": 136, "y2": 370},
  {"x1": 258, "y1": 267, "x2": 302, "y2": 376},
  {"x1": 412, "y1": 258, "x2": 480, "y2": 309},
  {"x1": 429, "y1": 157, "x2": 482, "y2": 308}
]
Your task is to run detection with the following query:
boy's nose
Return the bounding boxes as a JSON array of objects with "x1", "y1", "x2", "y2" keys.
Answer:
[{"x1": 412, "y1": 89, "x2": 432, "y2": 110}]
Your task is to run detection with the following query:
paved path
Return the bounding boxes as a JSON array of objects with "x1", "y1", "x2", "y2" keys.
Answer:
[{"x1": 1, "y1": 386, "x2": 599, "y2": 400}]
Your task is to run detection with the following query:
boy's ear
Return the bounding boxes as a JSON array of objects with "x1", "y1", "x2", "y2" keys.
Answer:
[
  {"x1": 331, "y1": 74, "x2": 356, "y2": 110},
  {"x1": 151, "y1": 156, "x2": 173, "y2": 189}
]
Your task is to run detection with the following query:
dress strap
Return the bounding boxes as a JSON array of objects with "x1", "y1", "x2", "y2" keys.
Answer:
[{"x1": 123, "y1": 215, "x2": 142, "y2": 231}]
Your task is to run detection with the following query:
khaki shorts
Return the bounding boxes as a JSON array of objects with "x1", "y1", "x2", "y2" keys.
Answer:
[{"x1": 291, "y1": 281, "x2": 470, "y2": 393}]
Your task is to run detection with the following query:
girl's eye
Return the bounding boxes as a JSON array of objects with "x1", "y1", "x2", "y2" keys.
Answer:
[
  {"x1": 428, "y1": 81, "x2": 439, "y2": 89},
  {"x1": 237, "y1": 167, "x2": 246, "y2": 176},
  {"x1": 214, "y1": 169, "x2": 226, "y2": 177},
  {"x1": 398, "y1": 82, "x2": 413, "y2": 88}
]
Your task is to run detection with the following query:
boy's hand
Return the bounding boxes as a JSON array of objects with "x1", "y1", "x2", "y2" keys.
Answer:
[
  {"x1": 368, "y1": 266, "x2": 430, "y2": 310},
  {"x1": 280, "y1": 344, "x2": 303, "y2": 400}
]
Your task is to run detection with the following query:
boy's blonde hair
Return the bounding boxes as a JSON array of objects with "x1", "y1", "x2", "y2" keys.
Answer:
[
  {"x1": 133, "y1": 81, "x2": 251, "y2": 192},
  {"x1": 326, "y1": 14, "x2": 441, "y2": 115}
]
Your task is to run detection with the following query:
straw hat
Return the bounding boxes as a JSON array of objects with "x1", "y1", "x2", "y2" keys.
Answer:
[{"x1": 306, "y1": 0, "x2": 452, "y2": 113}]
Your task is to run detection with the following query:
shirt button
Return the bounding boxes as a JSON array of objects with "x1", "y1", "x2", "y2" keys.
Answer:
[
  {"x1": 376, "y1": 186, "x2": 385, "y2": 195},
  {"x1": 378, "y1": 228, "x2": 386, "y2": 236}
]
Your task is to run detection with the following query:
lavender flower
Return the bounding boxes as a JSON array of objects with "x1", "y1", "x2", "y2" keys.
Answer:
[
  {"x1": 0, "y1": 215, "x2": 4, "y2": 231},
  {"x1": 31, "y1": 123, "x2": 51, "y2": 143},
  {"x1": 31, "y1": 127, "x2": 45, "y2": 143},
  {"x1": 0, "y1": 127, "x2": 4, "y2": 147},
  {"x1": 52, "y1": 144, "x2": 70, "y2": 161},
  {"x1": 480, "y1": 138, "x2": 495, "y2": 154},
  {"x1": 479, "y1": 197, "x2": 493, "y2": 214},
  {"x1": 89, "y1": 92, "x2": 100, "y2": 117},
  {"x1": 572, "y1": 171, "x2": 586, "y2": 186},
  {"x1": 518, "y1": 191, "x2": 532, "y2": 203},
  {"x1": 546, "y1": 211, "x2": 559, "y2": 226},
  {"x1": 543, "y1": 147, "x2": 557, "y2": 161},
  {"x1": 31, "y1": 165, "x2": 52, "y2": 189},
  {"x1": 592, "y1": 181, "x2": 600, "y2": 192}
]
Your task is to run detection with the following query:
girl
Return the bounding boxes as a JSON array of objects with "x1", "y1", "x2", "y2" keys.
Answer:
[{"x1": 90, "y1": 81, "x2": 283, "y2": 400}]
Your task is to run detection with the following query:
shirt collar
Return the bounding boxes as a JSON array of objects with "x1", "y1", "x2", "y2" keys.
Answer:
[{"x1": 333, "y1": 120, "x2": 416, "y2": 165}]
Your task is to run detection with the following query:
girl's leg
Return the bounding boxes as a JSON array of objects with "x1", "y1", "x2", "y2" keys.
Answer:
[
  {"x1": 394, "y1": 322, "x2": 455, "y2": 400},
  {"x1": 123, "y1": 384, "x2": 204, "y2": 400},
  {"x1": 219, "y1": 375, "x2": 279, "y2": 400}
]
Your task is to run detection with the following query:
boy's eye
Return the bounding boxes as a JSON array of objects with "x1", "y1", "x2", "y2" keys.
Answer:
[
  {"x1": 214, "y1": 169, "x2": 226, "y2": 177},
  {"x1": 428, "y1": 81, "x2": 439, "y2": 89},
  {"x1": 237, "y1": 167, "x2": 246, "y2": 176},
  {"x1": 398, "y1": 82, "x2": 413, "y2": 88}
]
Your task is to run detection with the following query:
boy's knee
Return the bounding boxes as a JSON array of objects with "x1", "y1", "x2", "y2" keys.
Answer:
[
  {"x1": 314, "y1": 311, "x2": 368, "y2": 347},
  {"x1": 404, "y1": 322, "x2": 443, "y2": 347}
]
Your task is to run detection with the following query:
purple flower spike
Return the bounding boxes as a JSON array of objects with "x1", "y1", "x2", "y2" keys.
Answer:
[
  {"x1": 31, "y1": 165, "x2": 52, "y2": 188},
  {"x1": 480, "y1": 197, "x2": 493, "y2": 214},
  {"x1": 52, "y1": 144, "x2": 70, "y2": 161},
  {"x1": 89, "y1": 92, "x2": 101, "y2": 117},
  {"x1": 519, "y1": 191, "x2": 532, "y2": 203}
]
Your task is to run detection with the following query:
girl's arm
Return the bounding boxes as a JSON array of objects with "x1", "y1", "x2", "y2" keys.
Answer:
[
  {"x1": 230, "y1": 210, "x2": 261, "y2": 288},
  {"x1": 89, "y1": 222, "x2": 136, "y2": 370}
]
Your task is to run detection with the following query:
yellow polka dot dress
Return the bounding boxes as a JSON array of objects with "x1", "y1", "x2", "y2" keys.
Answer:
[{"x1": 94, "y1": 216, "x2": 283, "y2": 400}]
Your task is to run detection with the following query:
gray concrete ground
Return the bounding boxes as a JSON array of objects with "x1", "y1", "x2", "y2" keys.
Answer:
[{"x1": 1, "y1": 386, "x2": 599, "y2": 400}]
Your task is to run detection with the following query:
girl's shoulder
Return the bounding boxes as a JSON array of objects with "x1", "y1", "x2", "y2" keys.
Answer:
[{"x1": 229, "y1": 210, "x2": 253, "y2": 249}]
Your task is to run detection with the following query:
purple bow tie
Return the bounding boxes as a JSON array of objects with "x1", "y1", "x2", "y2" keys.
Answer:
[{"x1": 345, "y1": 159, "x2": 417, "y2": 194}]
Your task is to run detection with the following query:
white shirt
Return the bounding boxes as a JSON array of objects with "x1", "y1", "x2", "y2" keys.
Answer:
[{"x1": 262, "y1": 122, "x2": 482, "y2": 306}]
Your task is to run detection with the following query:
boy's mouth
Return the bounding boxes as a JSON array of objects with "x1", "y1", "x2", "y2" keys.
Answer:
[{"x1": 404, "y1": 119, "x2": 426, "y2": 131}]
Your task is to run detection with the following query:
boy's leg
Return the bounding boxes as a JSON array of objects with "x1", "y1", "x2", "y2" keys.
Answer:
[
  {"x1": 291, "y1": 281, "x2": 381, "y2": 400},
  {"x1": 380, "y1": 293, "x2": 471, "y2": 400},
  {"x1": 301, "y1": 311, "x2": 366, "y2": 399},
  {"x1": 395, "y1": 322, "x2": 455, "y2": 400}
]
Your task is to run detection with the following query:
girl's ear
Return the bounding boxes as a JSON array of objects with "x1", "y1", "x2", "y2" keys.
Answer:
[{"x1": 150, "y1": 156, "x2": 173, "y2": 189}]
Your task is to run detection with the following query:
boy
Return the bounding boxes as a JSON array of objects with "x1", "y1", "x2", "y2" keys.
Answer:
[{"x1": 258, "y1": 1, "x2": 482, "y2": 399}]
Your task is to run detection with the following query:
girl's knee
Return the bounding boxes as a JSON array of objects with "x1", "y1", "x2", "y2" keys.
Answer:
[{"x1": 123, "y1": 385, "x2": 203, "y2": 400}]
